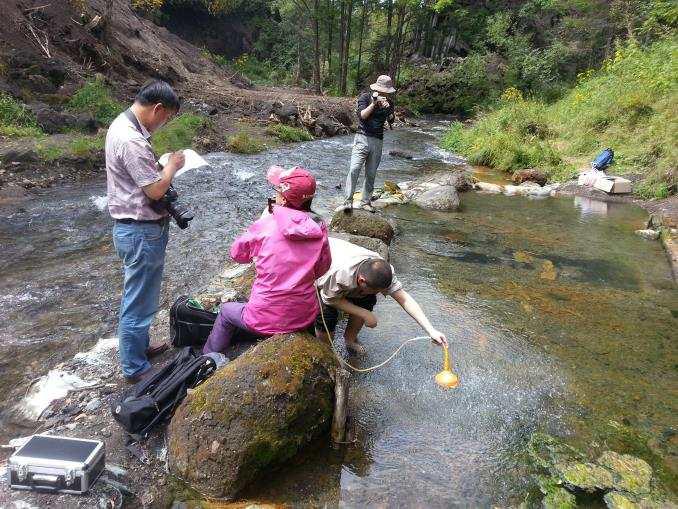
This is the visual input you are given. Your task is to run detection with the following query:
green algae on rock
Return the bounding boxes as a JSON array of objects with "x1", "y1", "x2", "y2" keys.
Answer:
[
  {"x1": 167, "y1": 332, "x2": 337, "y2": 499},
  {"x1": 557, "y1": 462, "x2": 614, "y2": 492},
  {"x1": 329, "y1": 209, "x2": 395, "y2": 245},
  {"x1": 598, "y1": 451, "x2": 653, "y2": 496},
  {"x1": 526, "y1": 433, "x2": 677, "y2": 508}
]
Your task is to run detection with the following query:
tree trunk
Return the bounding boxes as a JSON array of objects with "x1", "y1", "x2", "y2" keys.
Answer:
[
  {"x1": 389, "y1": 6, "x2": 405, "y2": 78},
  {"x1": 385, "y1": 0, "x2": 393, "y2": 71},
  {"x1": 295, "y1": 31, "x2": 303, "y2": 86},
  {"x1": 355, "y1": 0, "x2": 368, "y2": 89},
  {"x1": 313, "y1": 0, "x2": 322, "y2": 93},
  {"x1": 326, "y1": 0, "x2": 334, "y2": 75},
  {"x1": 340, "y1": 0, "x2": 353, "y2": 95},
  {"x1": 338, "y1": 0, "x2": 346, "y2": 88}
]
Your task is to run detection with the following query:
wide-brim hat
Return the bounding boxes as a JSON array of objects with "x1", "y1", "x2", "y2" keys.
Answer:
[{"x1": 370, "y1": 75, "x2": 396, "y2": 94}]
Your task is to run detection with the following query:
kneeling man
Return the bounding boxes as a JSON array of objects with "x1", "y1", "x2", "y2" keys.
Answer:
[{"x1": 315, "y1": 238, "x2": 447, "y2": 353}]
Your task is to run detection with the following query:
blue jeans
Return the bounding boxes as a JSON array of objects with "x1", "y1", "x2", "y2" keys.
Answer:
[{"x1": 113, "y1": 220, "x2": 169, "y2": 377}]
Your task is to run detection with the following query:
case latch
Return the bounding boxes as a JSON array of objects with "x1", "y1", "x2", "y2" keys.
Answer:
[{"x1": 64, "y1": 468, "x2": 75, "y2": 486}]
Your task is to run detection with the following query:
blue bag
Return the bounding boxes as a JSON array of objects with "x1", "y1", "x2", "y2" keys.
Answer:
[{"x1": 592, "y1": 148, "x2": 614, "y2": 170}]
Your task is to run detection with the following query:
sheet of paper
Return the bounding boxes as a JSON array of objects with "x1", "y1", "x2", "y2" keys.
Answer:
[{"x1": 158, "y1": 149, "x2": 209, "y2": 178}]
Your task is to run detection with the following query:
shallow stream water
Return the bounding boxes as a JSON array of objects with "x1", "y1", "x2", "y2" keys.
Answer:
[{"x1": 0, "y1": 119, "x2": 675, "y2": 506}]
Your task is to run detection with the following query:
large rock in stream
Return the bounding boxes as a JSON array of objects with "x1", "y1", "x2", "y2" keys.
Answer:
[
  {"x1": 167, "y1": 332, "x2": 337, "y2": 499},
  {"x1": 329, "y1": 209, "x2": 395, "y2": 245},
  {"x1": 413, "y1": 185, "x2": 460, "y2": 211}
]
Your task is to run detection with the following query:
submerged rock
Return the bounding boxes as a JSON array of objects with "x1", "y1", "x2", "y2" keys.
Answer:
[
  {"x1": 389, "y1": 149, "x2": 414, "y2": 159},
  {"x1": 557, "y1": 462, "x2": 614, "y2": 492},
  {"x1": 167, "y1": 332, "x2": 337, "y2": 499},
  {"x1": 598, "y1": 451, "x2": 652, "y2": 495},
  {"x1": 413, "y1": 185, "x2": 460, "y2": 211},
  {"x1": 329, "y1": 209, "x2": 395, "y2": 245},
  {"x1": 543, "y1": 487, "x2": 577, "y2": 509}
]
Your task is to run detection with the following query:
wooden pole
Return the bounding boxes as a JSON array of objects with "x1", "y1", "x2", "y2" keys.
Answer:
[{"x1": 331, "y1": 368, "x2": 350, "y2": 445}]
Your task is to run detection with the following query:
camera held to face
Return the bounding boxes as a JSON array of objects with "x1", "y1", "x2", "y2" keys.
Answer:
[
  {"x1": 151, "y1": 185, "x2": 194, "y2": 229},
  {"x1": 372, "y1": 91, "x2": 388, "y2": 108}
]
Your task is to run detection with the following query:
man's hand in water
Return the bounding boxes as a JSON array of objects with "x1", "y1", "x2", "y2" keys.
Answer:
[{"x1": 429, "y1": 330, "x2": 448, "y2": 347}]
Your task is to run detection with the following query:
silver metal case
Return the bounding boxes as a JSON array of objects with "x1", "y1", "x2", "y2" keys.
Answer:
[{"x1": 8, "y1": 434, "x2": 105, "y2": 494}]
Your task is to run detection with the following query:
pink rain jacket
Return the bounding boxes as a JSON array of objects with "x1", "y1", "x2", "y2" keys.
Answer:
[{"x1": 230, "y1": 205, "x2": 331, "y2": 334}]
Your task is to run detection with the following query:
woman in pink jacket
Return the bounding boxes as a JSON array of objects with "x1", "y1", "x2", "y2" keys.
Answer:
[{"x1": 203, "y1": 165, "x2": 331, "y2": 355}]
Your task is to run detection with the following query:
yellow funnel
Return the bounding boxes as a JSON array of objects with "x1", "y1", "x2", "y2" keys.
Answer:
[{"x1": 435, "y1": 346, "x2": 459, "y2": 389}]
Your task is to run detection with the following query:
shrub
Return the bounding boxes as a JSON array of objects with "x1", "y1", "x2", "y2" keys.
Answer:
[
  {"x1": 442, "y1": 38, "x2": 678, "y2": 195},
  {"x1": 265, "y1": 123, "x2": 313, "y2": 142},
  {"x1": 0, "y1": 93, "x2": 43, "y2": 138},
  {"x1": 226, "y1": 131, "x2": 266, "y2": 154},
  {"x1": 68, "y1": 78, "x2": 123, "y2": 125},
  {"x1": 152, "y1": 113, "x2": 206, "y2": 155}
]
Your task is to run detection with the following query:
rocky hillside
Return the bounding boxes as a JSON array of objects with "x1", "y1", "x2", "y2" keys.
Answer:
[{"x1": 0, "y1": 0, "x2": 356, "y2": 195}]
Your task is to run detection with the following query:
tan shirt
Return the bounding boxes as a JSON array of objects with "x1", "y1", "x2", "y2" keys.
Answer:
[
  {"x1": 317, "y1": 237, "x2": 403, "y2": 304},
  {"x1": 105, "y1": 110, "x2": 165, "y2": 220}
]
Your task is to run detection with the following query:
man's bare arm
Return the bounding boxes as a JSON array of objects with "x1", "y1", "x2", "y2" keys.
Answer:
[{"x1": 142, "y1": 151, "x2": 185, "y2": 201}]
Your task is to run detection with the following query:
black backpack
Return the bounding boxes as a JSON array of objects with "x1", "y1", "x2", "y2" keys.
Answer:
[
  {"x1": 111, "y1": 348, "x2": 217, "y2": 440},
  {"x1": 170, "y1": 295, "x2": 218, "y2": 347}
]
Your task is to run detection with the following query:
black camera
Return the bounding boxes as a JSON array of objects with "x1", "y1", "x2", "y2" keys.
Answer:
[{"x1": 151, "y1": 185, "x2": 194, "y2": 229}]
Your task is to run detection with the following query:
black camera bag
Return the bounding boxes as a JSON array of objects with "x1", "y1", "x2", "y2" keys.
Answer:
[
  {"x1": 169, "y1": 295, "x2": 218, "y2": 347},
  {"x1": 111, "y1": 347, "x2": 217, "y2": 440}
]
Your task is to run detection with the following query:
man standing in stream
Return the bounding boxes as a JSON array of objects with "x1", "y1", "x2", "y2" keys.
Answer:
[
  {"x1": 336, "y1": 75, "x2": 396, "y2": 213},
  {"x1": 106, "y1": 80, "x2": 185, "y2": 383}
]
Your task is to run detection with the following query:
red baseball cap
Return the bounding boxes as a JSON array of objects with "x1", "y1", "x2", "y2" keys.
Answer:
[{"x1": 266, "y1": 165, "x2": 317, "y2": 208}]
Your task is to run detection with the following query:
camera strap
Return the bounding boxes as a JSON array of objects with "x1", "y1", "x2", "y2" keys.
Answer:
[
  {"x1": 124, "y1": 109, "x2": 159, "y2": 160},
  {"x1": 124, "y1": 108, "x2": 144, "y2": 136}
]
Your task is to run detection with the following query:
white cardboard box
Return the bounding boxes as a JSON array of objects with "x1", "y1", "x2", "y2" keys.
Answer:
[{"x1": 593, "y1": 176, "x2": 632, "y2": 194}]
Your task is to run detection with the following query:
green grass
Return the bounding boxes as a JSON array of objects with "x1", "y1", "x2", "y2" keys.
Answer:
[
  {"x1": 67, "y1": 78, "x2": 123, "y2": 125},
  {"x1": 69, "y1": 135, "x2": 104, "y2": 157},
  {"x1": 265, "y1": 123, "x2": 313, "y2": 142},
  {"x1": 152, "y1": 113, "x2": 206, "y2": 155},
  {"x1": 35, "y1": 143, "x2": 64, "y2": 162},
  {"x1": 442, "y1": 38, "x2": 678, "y2": 198},
  {"x1": 226, "y1": 130, "x2": 266, "y2": 154},
  {"x1": 35, "y1": 135, "x2": 104, "y2": 162},
  {"x1": 0, "y1": 92, "x2": 43, "y2": 138}
]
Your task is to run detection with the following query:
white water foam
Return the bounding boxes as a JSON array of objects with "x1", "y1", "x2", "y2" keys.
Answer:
[
  {"x1": 428, "y1": 146, "x2": 468, "y2": 165},
  {"x1": 11, "y1": 501, "x2": 41, "y2": 509},
  {"x1": 19, "y1": 370, "x2": 97, "y2": 420},
  {"x1": 73, "y1": 336, "x2": 118, "y2": 366},
  {"x1": 89, "y1": 195, "x2": 108, "y2": 211},
  {"x1": 234, "y1": 169, "x2": 255, "y2": 181}
]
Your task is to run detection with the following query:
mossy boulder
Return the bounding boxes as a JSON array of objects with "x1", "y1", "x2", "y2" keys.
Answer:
[
  {"x1": 598, "y1": 451, "x2": 652, "y2": 495},
  {"x1": 167, "y1": 332, "x2": 337, "y2": 499},
  {"x1": 542, "y1": 487, "x2": 576, "y2": 509},
  {"x1": 329, "y1": 209, "x2": 395, "y2": 245},
  {"x1": 328, "y1": 232, "x2": 389, "y2": 260},
  {"x1": 557, "y1": 462, "x2": 614, "y2": 492}
]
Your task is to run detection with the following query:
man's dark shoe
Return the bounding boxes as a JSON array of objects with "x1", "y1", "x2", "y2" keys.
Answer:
[
  {"x1": 146, "y1": 341, "x2": 169, "y2": 359},
  {"x1": 123, "y1": 367, "x2": 154, "y2": 385}
]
